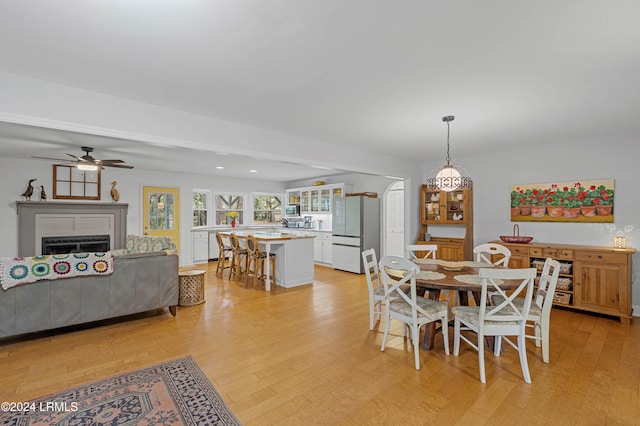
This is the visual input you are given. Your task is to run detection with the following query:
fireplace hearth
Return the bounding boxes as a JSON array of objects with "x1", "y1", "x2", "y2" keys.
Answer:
[{"x1": 42, "y1": 235, "x2": 111, "y2": 255}]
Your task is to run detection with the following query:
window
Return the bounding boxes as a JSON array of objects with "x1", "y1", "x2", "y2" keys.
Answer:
[
  {"x1": 215, "y1": 194, "x2": 245, "y2": 225},
  {"x1": 253, "y1": 194, "x2": 283, "y2": 225},
  {"x1": 192, "y1": 190, "x2": 211, "y2": 227}
]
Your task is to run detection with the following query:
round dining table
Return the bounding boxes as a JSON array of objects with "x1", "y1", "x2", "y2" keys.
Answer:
[{"x1": 388, "y1": 259, "x2": 522, "y2": 351}]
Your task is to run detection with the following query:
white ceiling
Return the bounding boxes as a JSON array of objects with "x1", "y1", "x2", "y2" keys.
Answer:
[{"x1": 0, "y1": 1, "x2": 639, "y2": 181}]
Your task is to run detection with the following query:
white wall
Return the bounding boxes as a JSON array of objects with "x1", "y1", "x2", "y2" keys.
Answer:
[
  {"x1": 422, "y1": 136, "x2": 640, "y2": 311},
  {"x1": 0, "y1": 157, "x2": 286, "y2": 263}
]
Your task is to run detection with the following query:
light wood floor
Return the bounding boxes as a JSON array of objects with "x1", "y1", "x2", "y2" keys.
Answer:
[{"x1": 1, "y1": 262, "x2": 639, "y2": 425}]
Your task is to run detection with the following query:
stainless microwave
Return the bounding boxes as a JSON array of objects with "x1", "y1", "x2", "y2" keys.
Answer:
[{"x1": 285, "y1": 205, "x2": 300, "y2": 217}]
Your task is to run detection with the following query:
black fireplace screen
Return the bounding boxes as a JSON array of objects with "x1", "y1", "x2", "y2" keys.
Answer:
[{"x1": 42, "y1": 235, "x2": 110, "y2": 255}]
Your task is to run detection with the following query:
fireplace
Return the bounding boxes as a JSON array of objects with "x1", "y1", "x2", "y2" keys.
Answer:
[
  {"x1": 16, "y1": 201, "x2": 128, "y2": 257},
  {"x1": 42, "y1": 235, "x2": 111, "y2": 255}
]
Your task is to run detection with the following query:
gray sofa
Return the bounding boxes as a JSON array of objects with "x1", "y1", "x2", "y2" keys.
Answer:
[{"x1": 0, "y1": 251, "x2": 179, "y2": 340}]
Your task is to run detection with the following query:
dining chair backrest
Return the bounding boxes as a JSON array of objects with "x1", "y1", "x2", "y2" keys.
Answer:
[
  {"x1": 535, "y1": 258, "x2": 561, "y2": 314},
  {"x1": 405, "y1": 244, "x2": 437, "y2": 261},
  {"x1": 362, "y1": 248, "x2": 381, "y2": 295},
  {"x1": 474, "y1": 243, "x2": 511, "y2": 266},
  {"x1": 379, "y1": 256, "x2": 421, "y2": 309},
  {"x1": 478, "y1": 267, "x2": 537, "y2": 331},
  {"x1": 379, "y1": 255, "x2": 450, "y2": 369},
  {"x1": 362, "y1": 248, "x2": 384, "y2": 330}
]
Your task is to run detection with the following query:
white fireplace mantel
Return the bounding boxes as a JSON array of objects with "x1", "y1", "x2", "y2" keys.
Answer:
[{"x1": 16, "y1": 201, "x2": 128, "y2": 257}]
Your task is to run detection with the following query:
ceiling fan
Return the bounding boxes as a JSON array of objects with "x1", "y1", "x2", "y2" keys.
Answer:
[{"x1": 33, "y1": 146, "x2": 134, "y2": 169}]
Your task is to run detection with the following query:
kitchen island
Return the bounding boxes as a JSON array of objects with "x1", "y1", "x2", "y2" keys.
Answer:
[{"x1": 218, "y1": 231, "x2": 315, "y2": 291}]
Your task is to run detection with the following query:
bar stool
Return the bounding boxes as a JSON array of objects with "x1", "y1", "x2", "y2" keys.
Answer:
[
  {"x1": 229, "y1": 233, "x2": 248, "y2": 281},
  {"x1": 245, "y1": 235, "x2": 276, "y2": 290},
  {"x1": 215, "y1": 233, "x2": 233, "y2": 276}
]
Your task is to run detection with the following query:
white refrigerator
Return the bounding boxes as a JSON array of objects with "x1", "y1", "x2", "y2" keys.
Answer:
[{"x1": 332, "y1": 195, "x2": 380, "y2": 273}]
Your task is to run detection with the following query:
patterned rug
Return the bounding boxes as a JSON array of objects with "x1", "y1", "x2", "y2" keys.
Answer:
[{"x1": 0, "y1": 356, "x2": 241, "y2": 425}]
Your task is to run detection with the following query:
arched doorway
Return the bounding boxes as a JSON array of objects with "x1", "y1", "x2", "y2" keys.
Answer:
[{"x1": 383, "y1": 180, "x2": 404, "y2": 257}]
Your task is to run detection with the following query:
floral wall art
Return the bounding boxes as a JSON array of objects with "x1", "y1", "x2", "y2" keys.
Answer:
[{"x1": 511, "y1": 179, "x2": 614, "y2": 223}]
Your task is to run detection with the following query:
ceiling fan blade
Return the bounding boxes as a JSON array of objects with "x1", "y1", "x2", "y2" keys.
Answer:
[
  {"x1": 99, "y1": 159, "x2": 125, "y2": 164},
  {"x1": 104, "y1": 163, "x2": 134, "y2": 169},
  {"x1": 32, "y1": 155, "x2": 75, "y2": 163},
  {"x1": 66, "y1": 153, "x2": 88, "y2": 162}
]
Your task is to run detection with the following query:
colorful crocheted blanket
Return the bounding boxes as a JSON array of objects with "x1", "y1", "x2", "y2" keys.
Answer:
[{"x1": 0, "y1": 252, "x2": 114, "y2": 290}]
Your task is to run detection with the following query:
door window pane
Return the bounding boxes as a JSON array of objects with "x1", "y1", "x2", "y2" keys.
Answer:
[{"x1": 149, "y1": 192, "x2": 175, "y2": 230}]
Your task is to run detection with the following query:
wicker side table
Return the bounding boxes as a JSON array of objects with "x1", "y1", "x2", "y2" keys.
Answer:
[{"x1": 178, "y1": 269, "x2": 206, "y2": 306}]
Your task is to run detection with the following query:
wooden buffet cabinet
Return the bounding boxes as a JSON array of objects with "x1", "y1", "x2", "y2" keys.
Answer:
[
  {"x1": 417, "y1": 184, "x2": 474, "y2": 260},
  {"x1": 494, "y1": 241, "x2": 635, "y2": 323}
]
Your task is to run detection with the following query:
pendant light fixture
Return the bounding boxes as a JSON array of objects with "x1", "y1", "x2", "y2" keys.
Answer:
[{"x1": 426, "y1": 115, "x2": 472, "y2": 191}]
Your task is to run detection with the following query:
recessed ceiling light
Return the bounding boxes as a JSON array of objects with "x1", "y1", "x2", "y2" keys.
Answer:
[
  {"x1": 216, "y1": 166, "x2": 224, "y2": 170},
  {"x1": 249, "y1": 169, "x2": 257, "y2": 173}
]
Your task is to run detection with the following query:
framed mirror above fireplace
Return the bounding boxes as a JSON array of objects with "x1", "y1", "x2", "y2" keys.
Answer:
[{"x1": 53, "y1": 165, "x2": 101, "y2": 200}]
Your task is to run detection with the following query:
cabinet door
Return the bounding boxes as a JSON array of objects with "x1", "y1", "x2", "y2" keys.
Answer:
[
  {"x1": 320, "y1": 188, "x2": 331, "y2": 212},
  {"x1": 574, "y1": 260, "x2": 627, "y2": 316},
  {"x1": 300, "y1": 190, "x2": 310, "y2": 212},
  {"x1": 443, "y1": 190, "x2": 466, "y2": 223},
  {"x1": 322, "y1": 234, "x2": 333, "y2": 264},
  {"x1": 310, "y1": 189, "x2": 319, "y2": 212},
  {"x1": 437, "y1": 245, "x2": 463, "y2": 261},
  {"x1": 287, "y1": 190, "x2": 301, "y2": 205},
  {"x1": 192, "y1": 232, "x2": 209, "y2": 263},
  {"x1": 313, "y1": 234, "x2": 322, "y2": 262},
  {"x1": 421, "y1": 188, "x2": 443, "y2": 224}
]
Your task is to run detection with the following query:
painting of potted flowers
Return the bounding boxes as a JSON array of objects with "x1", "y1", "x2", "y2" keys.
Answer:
[{"x1": 511, "y1": 179, "x2": 614, "y2": 223}]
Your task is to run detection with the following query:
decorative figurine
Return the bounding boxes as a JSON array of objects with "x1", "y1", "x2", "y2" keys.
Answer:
[
  {"x1": 40, "y1": 185, "x2": 47, "y2": 202},
  {"x1": 110, "y1": 181, "x2": 120, "y2": 202},
  {"x1": 21, "y1": 178, "x2": 37, "y2": 201}
]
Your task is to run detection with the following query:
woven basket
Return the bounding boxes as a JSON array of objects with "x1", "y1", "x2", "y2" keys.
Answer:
[
  {"x1": 553, "y1": 292, "x2": 571, "y2": 305},
  {"x1": 557, "y1": 277, "x2": 572, "y2": 290},
  {"x1": 500, "y1": 224, "x2": 533, "y2": 244}
]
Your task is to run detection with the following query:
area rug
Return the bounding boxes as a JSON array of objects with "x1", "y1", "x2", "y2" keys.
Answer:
[{"x1": 0, "y1": 356, "x2": 241, "y2": 425}]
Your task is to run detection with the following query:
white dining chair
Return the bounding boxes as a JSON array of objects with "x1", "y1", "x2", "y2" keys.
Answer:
[
  {"x1": 473, "y1": 243, "x2": 512, "y2": 266},
  {"x1": 491, "y1": 258, "x2": 560, "y2": 363},
  {"x1": 362, "y1": 248, "x2": 385, "y2": 330},
  {"x1": 452, "y1": 267, "x2": 537, "y2": 383},
  {"x1": 405, "y1": 244, "x2": 438, "y2": 261},
  {"x1": 379, "y1": 255, "x2": 449, "y2": 370}
]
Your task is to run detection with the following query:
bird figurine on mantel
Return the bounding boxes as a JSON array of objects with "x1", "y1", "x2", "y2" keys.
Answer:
[
  {"x1": 110, "y1": 181, "x2": 120, "y2": 202},
  {"x1": 21, "y1": 178, "x2": 37, "y2": 201},
  {"x1": 40, "y1": 185, "x2": 47, "y2": 202}
]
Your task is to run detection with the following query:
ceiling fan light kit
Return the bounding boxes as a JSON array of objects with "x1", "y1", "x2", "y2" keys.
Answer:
[{"x1": 426, "y1": 115, "x2": 472, "y2": 191}]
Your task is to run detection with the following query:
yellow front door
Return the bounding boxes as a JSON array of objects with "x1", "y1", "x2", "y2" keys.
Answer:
[{"x1": 142, "y1": 186, "x2": 180, "y2": 255}]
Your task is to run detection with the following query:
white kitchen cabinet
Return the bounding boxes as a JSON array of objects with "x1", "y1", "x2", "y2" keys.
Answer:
[
  {"x1": 288, "y1": 183, "x2": 346, "y2": 215},
  {"x1": 309, "y1": 231, "x2": 333, "y2": 265},
  {"x1": 192, "y1": 231, "x2": 209, "y2": 264},
  {"x1": 321, "y1": 233, "x2": 333, "y2": 264},
  {"x1": 313, "y1": 233, "x2": 322, "y2": 262}
]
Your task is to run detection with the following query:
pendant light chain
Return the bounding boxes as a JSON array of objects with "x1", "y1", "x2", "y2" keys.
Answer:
[{"x1": 445, "y1": 120, "x2": 452, "y2": 166}]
